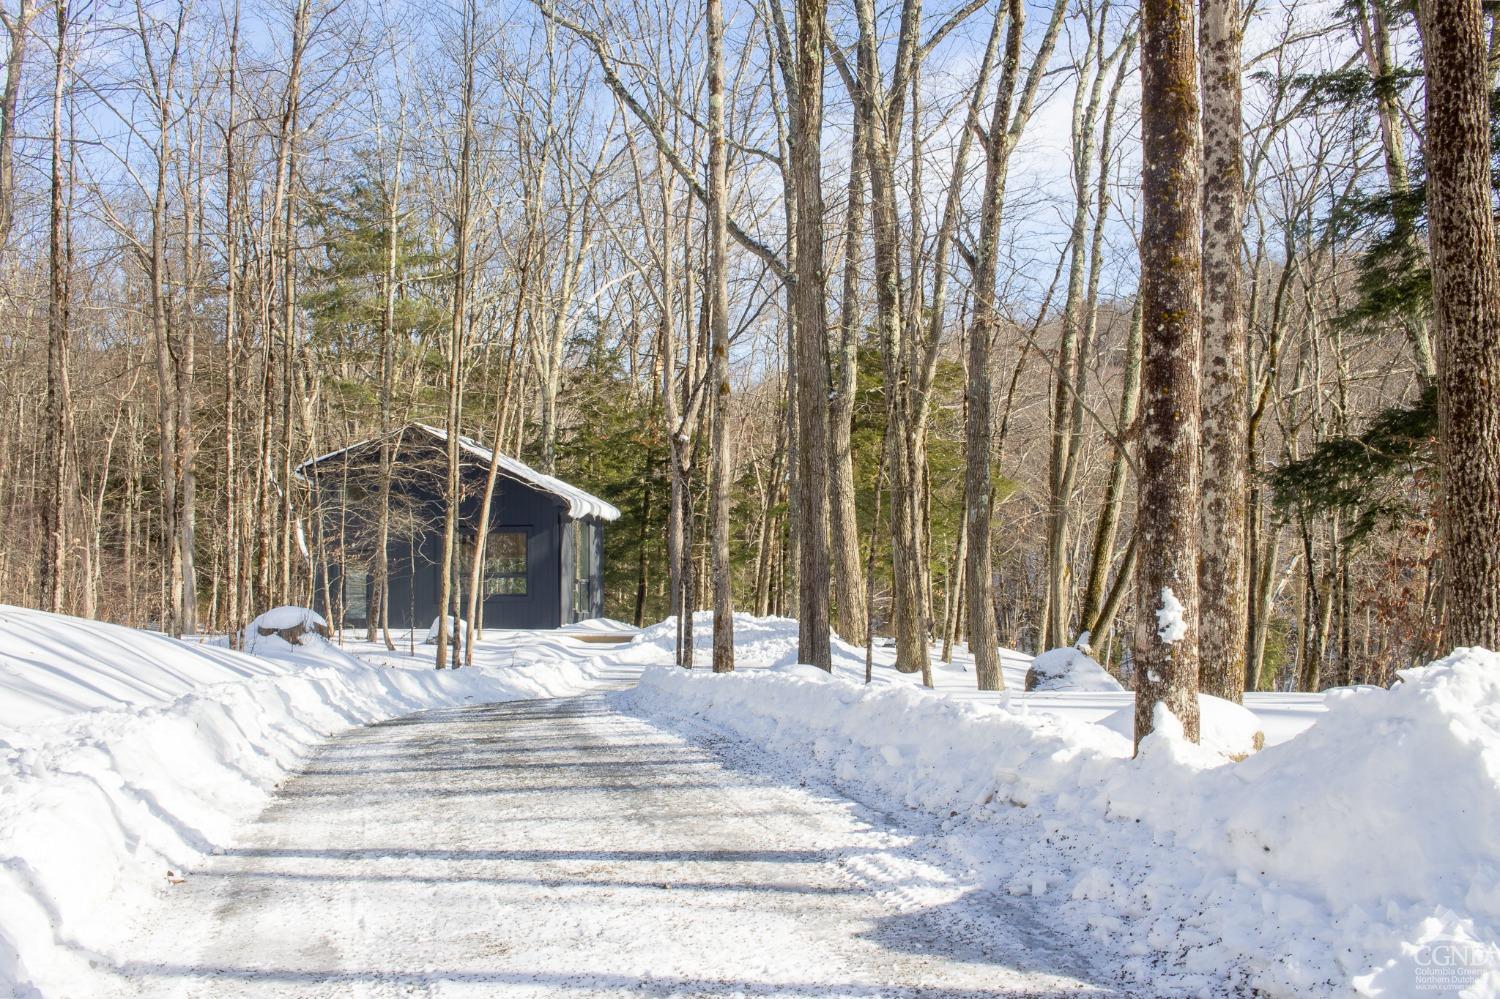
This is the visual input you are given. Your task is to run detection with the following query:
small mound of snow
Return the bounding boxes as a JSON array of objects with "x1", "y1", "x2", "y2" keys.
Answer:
[
  {"x1": 241, "y1": 606, "x2": 359, "y2": 667},
  {"x1": 1098, "y1": 693, "x2": 1265, "y2": 758},
  {"x1": 250, "y1": 605, "x2": 327, "y2": 634},
  {"x1": 1024, "y1": 645, "x2": 1123, "y2": 692},
  {"x1": 771, "y1": 662, "x2": 837, "y2": 682},
  {"x1": 424, "y1": 616, "x2": 468, "y2": 645}
]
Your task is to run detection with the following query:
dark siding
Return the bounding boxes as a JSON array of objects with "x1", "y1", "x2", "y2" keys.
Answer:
[{"x1": 310, "y1": 434, "x2": 603, "y2": 631}]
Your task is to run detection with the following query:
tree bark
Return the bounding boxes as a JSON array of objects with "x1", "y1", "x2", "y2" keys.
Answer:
[
  {"x1": 829, "y1": 109, "x2": 868, "y2": 647},
  {"x1": 436, "y1": 0, "x2": 478, "y2": 669},
  {"x1": 1420, "y1": 0, "x2": 1500, "y2": 650},
  {"x1": 42, "y1": 0, "x2": 70, "y2": 614},
  {"x1": 964, "y1": 0, "x2": 1022, "y2": 691},
  {"x1": 1134, "y1": 0, "x2": 1203, "y2": 746},
  {"x1": 707, "y1": 0, "x2": 735, "y2": 672},
  {"x1": 0, "y1": 0, "x2": 35, "y2": 257},
  {"x1": 1197, "y1": 0, "x2": 1248, "y2": 702}
]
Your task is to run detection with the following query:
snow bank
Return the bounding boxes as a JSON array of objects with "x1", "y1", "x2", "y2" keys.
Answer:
[
  {"x1": 1097, "y1": 693, "x2": 1265, "y2": 758},
  {"x1": 621, "y1": 648, "x2": 1500, "y2": 995},
  {"x1": 0, "y1": 606, "x2": 598, "y2": 997}
]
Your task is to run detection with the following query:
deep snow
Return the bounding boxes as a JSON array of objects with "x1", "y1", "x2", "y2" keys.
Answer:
[
  {"x1": 104, "y1": 694, "x2": 1112, "y2": 997},
  {"x1": 622, "y1": 646, "x2": 1500, "y2": 995},
  {"x1": 4, "y1": 605, "x2": 1493, "y2": 997},
  {"x1": 0, "y1": 606, "x2": 611, "y2": 997}
]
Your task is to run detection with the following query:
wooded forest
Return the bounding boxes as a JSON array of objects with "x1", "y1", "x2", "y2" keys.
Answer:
[{"x1": 2, "y1": 0, "x2": 1497, "y2": 742}]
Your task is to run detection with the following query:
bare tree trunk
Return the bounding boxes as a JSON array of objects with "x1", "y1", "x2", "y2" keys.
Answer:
[
  {"x1": 42, "y1": 0, "x2": 70, "y2": 614},
  {"x1": 436, "y1": 0, "x2": 478, "y2": 669},
  {"x1": 706, "y1": 0, "x2": 735, "y2": 672},
  {"x1": 853, "y1": 0, "x2": 926, "y2": 676},
  {"x1": 965, "y1": 0, "x2": 1023, "y2": 691},
  {"x1": 137, "y1": 0, "x2": 189, "y2": 632},
  {"x1": 0, "y1": 0, "x2": 35, "y2": 257},
  {"x1": 789, "y1": 0, "x2": 833, "y2": 670},
  {"x1": 1080, "y1": 302, "x2": 1142, "y2": 640},
  {"x1": 369, "y1": 115, "x2": 405, "y2": 650},
  {"x1": 1134, "y1": 0, "x2": 1203, "y2": 746},
  {"x1": 1197, "y1": 0, "x2": 1248, "y2": 702},
  {"x1": 1421, "y1": 0, "x2": 1500, "y2": 650},
  {"x1": 223, "y1": 0, "x2": 242, "y2": 643},
  {"x1": 829, "y1": 109, "x2": 868, "y2": 646}
]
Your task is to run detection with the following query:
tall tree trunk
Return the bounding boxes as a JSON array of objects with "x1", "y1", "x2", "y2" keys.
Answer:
[
  {"x1": 465, "y1": 194, "x2": 533, "y2": 662},
  {"x1": 223, "y1": 0, "x2": 242, "y2": 643},
  {"x1": 829, "y1": 109, "x2": 868, "y2": 646},
  {"x1": 0, "y1": 0, "x2": 35, "y2": 257},
  {"x1": 42, "y1": 0, "x2": 70, "y2": 614},
  {"x1": 436, "y1": 0, "x2": 477, "y2": 669},
  {"x1": 1134, "y1": 0, "x2": 1203, "y2": 746},
  {"x1": 854, "y1": 0, "x2": 927, "y2": 676},
  {"x1": 965, "y1": 0, "x2": 1023, "y2": 692},
  {"x1": 707, "y1": 0, "x2": 735, "y2": 672},
  {"x1": 790, "y1": 0, "x2": 833, "y2": 670},
  {"x1": 1197, "y1": 0, "x2": 1248, "y2": 701},
  {"x1": 1421, "y1": 0, "x2": 1500, "y2": 649}
]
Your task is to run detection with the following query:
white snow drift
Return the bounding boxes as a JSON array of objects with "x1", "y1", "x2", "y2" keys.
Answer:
[
  {"x1": 622, "y1": 647, "x2": 1500, "y2": 996},
  {"x1": 0, "y1": 605, "x2": 599, "y2": 998}
]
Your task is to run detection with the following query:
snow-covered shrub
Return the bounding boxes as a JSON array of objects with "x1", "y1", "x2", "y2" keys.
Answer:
[
  {"x1": 424, "y1": 615, "x2": 468, "y2": 646},
  {"x1": 241, "y1": 606, "x2": 328, "y2": 655},
  {"x1": 1024, "y1": 645, "x2": 1123, "y2": 692}
]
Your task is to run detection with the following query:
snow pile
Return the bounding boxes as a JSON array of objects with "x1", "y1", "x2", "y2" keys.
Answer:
[
  {"x1": 1023, "y1": 645, "x2": 1123, "y2": 692},
  {"x1": 241, "y1": 605, "x2": 325, "y2": 648},
  {"x1": 424, "y1": 614, "x2": 468, "y2": 645},
  {"x1": 621, "y1": 647, "x2": 1500, "y2": 995},
  {"x1": 1097, "y1": 693, "x2": 1265, "y2": 758},
  {"x1": 0, "y1": 606, "x2": 600, "y2": 997}
]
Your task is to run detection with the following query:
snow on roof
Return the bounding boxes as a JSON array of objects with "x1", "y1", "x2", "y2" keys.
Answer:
[{"x1": 298, "y1": 423, "x2": 621, "y2": 522}]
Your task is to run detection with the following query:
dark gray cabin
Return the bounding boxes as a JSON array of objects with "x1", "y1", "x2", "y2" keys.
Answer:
[{"x1": 299, "y1": 423, "x2": 620, "y2": 632}]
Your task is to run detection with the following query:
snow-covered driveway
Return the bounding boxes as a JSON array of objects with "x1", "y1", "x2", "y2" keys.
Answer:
[{"x1": 106, "y1": 692, "x2": 1113, "y2": 997}]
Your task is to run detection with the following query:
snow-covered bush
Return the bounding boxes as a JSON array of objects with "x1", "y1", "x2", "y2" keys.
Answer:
[
  {"x1": 424, "y1": 615, "x2": 468, "y2": 646},
  {"x1": 1023, "y1": 644, "x2": 1123, "y2": 692},
  {"x1": 242, "y1": 605, "x2": 328, "y2": 654}
]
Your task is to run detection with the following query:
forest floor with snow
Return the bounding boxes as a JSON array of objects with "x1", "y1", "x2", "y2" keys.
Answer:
[{"x1": 3, "y1": 606, "x2": 1498, "y2": 997}]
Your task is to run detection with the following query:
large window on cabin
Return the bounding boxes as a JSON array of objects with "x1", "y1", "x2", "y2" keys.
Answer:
[{"x1": 484, "y1": 530, "x2": 528, "y2": 596}]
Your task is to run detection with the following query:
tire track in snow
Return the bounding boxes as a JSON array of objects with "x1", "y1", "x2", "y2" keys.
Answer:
[{"x1": 105, "y1": 693, "x2": 1116, "y2": 997}]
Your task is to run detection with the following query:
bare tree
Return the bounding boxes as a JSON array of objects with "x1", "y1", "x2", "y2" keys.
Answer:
[
  {"x1": 1420, "y1": 0, "x2": 1500, "y2": 649},
  {"x1": 1197, "y1": 0, "x2": 1249, "y2": 702},
  {"x1": 435, "y1": 0, "x2": 479, "y2": 669},
  {"x1": 41, "y1": 0, "x2": 71, "y2": 614},
  {"x1": 1134, "y1": 0, "x2": 1203, "y2": 745},
  {"x1": 0, "y1": 0, "x2": 36, "y2": 256}
]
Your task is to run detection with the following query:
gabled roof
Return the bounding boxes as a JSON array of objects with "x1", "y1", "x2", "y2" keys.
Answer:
[{"x1": 298, "y1": 422, "x2": 621, "y2": 522}]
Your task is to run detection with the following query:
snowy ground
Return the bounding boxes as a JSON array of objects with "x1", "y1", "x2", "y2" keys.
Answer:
[
  {"x1": 5, "y1": 607, "x2": 1498, "y2": 997},
  {"x1": 103, "y1": 693, "x2": 1110, "y2": 997}
]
